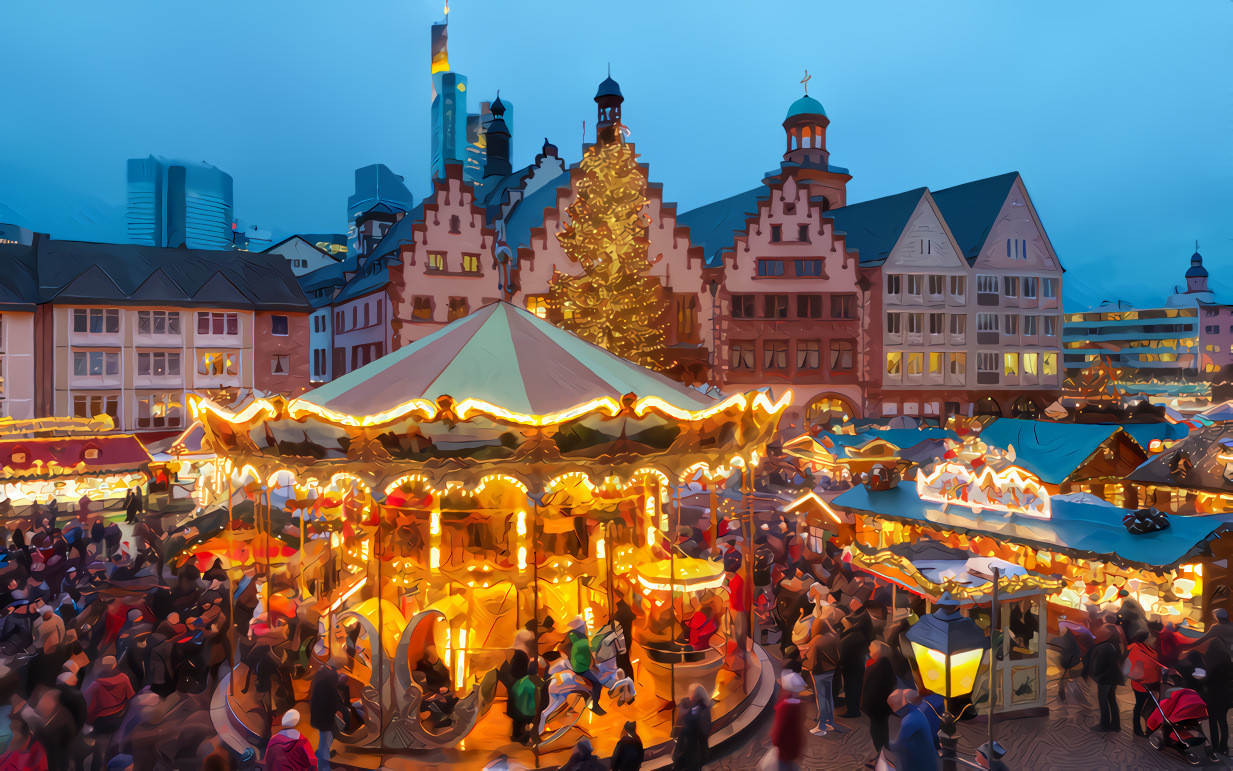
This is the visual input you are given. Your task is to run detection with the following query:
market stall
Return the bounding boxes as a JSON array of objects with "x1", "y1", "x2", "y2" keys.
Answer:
[{"x1": 195, "y1": 302, "x2": 787, "y2": 763}]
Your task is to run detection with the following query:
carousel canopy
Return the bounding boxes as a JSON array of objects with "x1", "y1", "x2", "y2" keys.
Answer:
[{"x1": 301, "y1": 301, "x2": 717, "y2": 418}]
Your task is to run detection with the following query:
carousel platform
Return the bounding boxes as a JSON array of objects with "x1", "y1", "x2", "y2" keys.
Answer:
[{"x1": 211, "y1": 645, "x2": 777, "y2": 770}]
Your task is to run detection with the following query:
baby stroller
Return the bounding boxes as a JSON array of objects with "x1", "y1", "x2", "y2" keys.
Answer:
[{"x1": 1145, "y1": 686, "x2": 1218, "y2": 766}]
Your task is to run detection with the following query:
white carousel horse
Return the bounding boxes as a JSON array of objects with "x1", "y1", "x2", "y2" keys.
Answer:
[{"x1": 538, "y1": 623, "x2": 635, "y2": 736}]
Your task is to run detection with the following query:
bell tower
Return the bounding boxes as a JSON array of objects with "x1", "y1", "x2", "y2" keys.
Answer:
[{"x1": 595, "y1": 70, "x2": 624, "y2": 145}]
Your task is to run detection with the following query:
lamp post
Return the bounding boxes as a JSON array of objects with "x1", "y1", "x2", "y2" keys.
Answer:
[{"x1": 905, "y1": 592, "x2": 989, "y2": 771}]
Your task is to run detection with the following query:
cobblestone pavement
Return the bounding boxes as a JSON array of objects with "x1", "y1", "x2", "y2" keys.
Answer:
[{"x1": 704, "y1": 656, "x2": 1229, "y2": 771}]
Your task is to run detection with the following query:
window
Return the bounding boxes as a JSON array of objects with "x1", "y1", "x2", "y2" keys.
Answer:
[
  {"x1": 271, "y1": 315, "x2": 289, "y2": 336},
  {"x1": 797, "y1": 294, "x2": 822, "y2": 319},
  {"x1": 829, "y1": 340, "x2": 854, "y2": 371},
  {"x1": 427, "y1": 252, "x2": 446, "y2": 271},
  {"x1": 1042, "y1": 278, "x2": 1057, "y2": 298},
  {"x1": 927, "y1": 275, "x2": 944, "y2": 298},
  {"x1": 271, "y1": 355, "x2": 290, "y2": 375},
  {"x1": 1004, "y1": 314, "x2": 1019, "y2": 335},
  {"x1": 197, "y1": 312, "x2": 238, "y2": 336},
  {"x1": 1023, "y1": 352, "x2": 1039, "y2": 376},
  {"x1": 449, "y1": 215, "x2": 461, "y2": 234},
  {"x1": 797, "y1": 340, "x2": 821, "y2": 369},
  {"x1": 886, "y1": 352, "x2": 902, "y2": 375},
  {"x1": 731, "y1": 295, "x2": 755, "y2": 318},
  {"x1": 795, "y1": 259, "x2": 823, "y2": 277},
  {"x1": 1207, "y1": 325, "x2": 1220, "y2": 334},
  {"x1": 1004, "y1": 352, "x2": 1019, "y2": 376},
  {"x1": 764, "y1": 294, "x2": 789, "y2": 319},
  {"x1": 950, "y1": 315, "x2": 966, "y2": 336},
  {"x1": 412, "y1": 296, "x2": 433, "y2": 321},
  {"x1": 352, "y1": 306, "x2": 358, "y2": 328},
  {"x1": 770, "y1": 225, "x2": 781, "y2": 243},
  {"x1": 198, "y1": 352, "x2": 238, "y2": 377},
  {"x1": 73, "y1": 309, "x2": 120, "y2": 334},
  {"x1": 977, "y1": 313, "x2": 999, "y2": 333},
  {"x1": 830, "y1": 294, "x2": 856, "y2": 319},
  {"x1": 73, "y1": 350, "x2": 120, "y2": 376},
  {"x1": 462, "y1": 253, "x2": 480, "y2": 273},
  {"x1": 1003, "y1": 277, "x2": 1019, "y2": 298},
  {"x1": 798, "y1": 224, "x2": 810, "y2": 242},
  {"x1": 887, "y1": 274, "x2": 902, "y2": 296},
  {"x1": 906, "y1": 275, "x2": 922, "y2": 297},
  {"x1": 448, "y1": 297, "x2": 470, "y2": 321},
  {"x1": 525, "y1": 295, "x2": 548, "y2": 319},
  {"x1": 757, "y1": 259, "x2": 786, "y2": 277},
  {"x1": 949, "y1": 276, "x2": 965, "y2": 299},
  {"x1": 1024, "y1": 315, "x2": 1038, "y2": 336},
  {"x1": 1042, "y1": 352, "x2": 1058, "y2": 376},
  {"x1": 73, "y1": 394, "x2": 118, "y2": 423},
  {"x1": 136, "y1": 351, "x2": 180, "y2": 376},
  {"x1": 335, "y1": 310, "x2": 344, "y2": 331},
  {"x1": 977, "y1": 352, "x2": 1000, "y2": 372},
  {"x1": 675, "y1": 295, "x2": 697, "y2": 338},
  {"x1": 136, "y1": 310, "x2": 180, "y2": 335},
  {"x1": 1044, "y1": 316, "x2": 1057, "y2": 336},
  {"x1": 1206, "y1": 309, "x2": 1220, "y2": 318},
  {"x1": 364, "y1": 303, "x2": 372, "y2": 328},
  {"x1": 920, "y1": 239, "x2": 933, "y2": 255},
  {"x1": 730, "y1": 341, "x2": 755, "y2": 370},
  {"x1": 977, "y1": 275, "x2": 999, "y2": 295},
  {"x1": 928, "y1": 352, "x2": 943, "y2": 375},
  {"x1": 906, "y1": 352, "x2": 923, "y2": 376},
  {"x1": 1023, "y1": 277, "x2": 1038, "y2": 298},
  {"x1": 886, "y1": 312, "x2": 901, "y2": 334},
  {"x1": 764, "y1": 340, "x2": 789, "y2": 369},
  {"x1": 907, "y1": 313, "x2": 923, "y2": 335},
  {"x1": 949, "y1": 352, "x2": 966, "y2": 379},
  {"x1": 136, "y1": 392, "x2": 182, "y2": 429},
  {"x1": 929, "y1": 313, "x2": 945, "y2": 335}
]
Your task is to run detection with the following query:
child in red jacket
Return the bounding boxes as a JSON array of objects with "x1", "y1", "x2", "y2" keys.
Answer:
[{"x1": 771, "y1": 672, "x2": 808, "y2": 769}]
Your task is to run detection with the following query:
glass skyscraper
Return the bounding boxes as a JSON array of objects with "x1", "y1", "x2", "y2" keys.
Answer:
[{"x1": 125, "y1": 156, "x2": 234, "y2": 250}]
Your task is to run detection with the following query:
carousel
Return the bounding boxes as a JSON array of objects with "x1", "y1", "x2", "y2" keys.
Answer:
[{"x1": 194, "y1": 302, "x2": 786, "y2": 766}]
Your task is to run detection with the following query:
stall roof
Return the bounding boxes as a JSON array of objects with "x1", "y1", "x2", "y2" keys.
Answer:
[
  {"x1": 300, "y1": 301, "x2": 718, "y2": 418},
  {"x1": 0, "y1": 434, "x2": 152, "y2": 479},
  {"x1": 976, "y1": 419, "x2": 1137, "y2": 485},
  {"x1": 850, "y1": 539, "x2": 1063, "y2": 604},
  {"x1": 832, "y1": 482, "x2": 1224, "y2": 570},
  {"x1": 1126, "y1": 423, "x2": 1233, "y2": 495}
]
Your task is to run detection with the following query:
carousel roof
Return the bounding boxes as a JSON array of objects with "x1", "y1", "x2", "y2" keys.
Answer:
[{"x1": 301, "y1": 301, "x2": 718, "y2": 418}]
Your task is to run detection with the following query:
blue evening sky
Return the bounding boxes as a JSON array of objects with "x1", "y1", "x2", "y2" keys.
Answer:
[{"x1": 0, "y1": 0, "x2": 1229, "y2": 309}]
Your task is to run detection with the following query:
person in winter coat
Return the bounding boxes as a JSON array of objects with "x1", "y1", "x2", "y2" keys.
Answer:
[
  {"x1": 560, "y1": 738, "x2": 605, "y2": 771},
  {"x1": 1126, "y1": 634, "x2": 1162, "y2": 736},
  {"x1": 264, "y1": 710, "x2": 317, "y2": 770},
  {"x1": 671, "y1": 685, "x2": 712, "y2": 771},
  {"x1": 610, "y1": 720, "x2": 644, "y2": 771},
  {"x1": 804, "y1": 619, "x2": 840, "y2": 735},
  {"x1": 0, "y1": 716, "x2": 47, "y2": 771},
  {"x1": 1083, "y1": 623, "x2": 1124, "y2": 732},
  {"x1": 309, "y1": 664, "x2": 347, "y2": 770},
  {"x1": 85, "y1": 656, "x2": 136, "y2": 770},
  {"x1": 889, "y1": 689, "x2": 940, "y2": 771},
  {"x1": 838, "y1": 600, "x2": 873, "y2": 717},
  {"x1": 862, "y1": 641, "x2": 899, "y2": 762},
  {"x1": 770, "y1": 671, "x2": 808, "y2": 770},
  {"x1": 509, "y1": 659, "x2": 542, "y2": 746},
  {"x1": 1203, "y1": 637, "x2": 1233, "y2": 755}
]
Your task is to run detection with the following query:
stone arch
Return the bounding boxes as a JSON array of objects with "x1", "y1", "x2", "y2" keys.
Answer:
[
  {"x1": 974, "y1": 396, "x2": 1003, "y2": 417},
  {"x1": 804, "y1": 393, "x2": 859, "y2": 428},
  {"x1": 1011, "y1": 395, "x2": 1042, "y2": 419}
]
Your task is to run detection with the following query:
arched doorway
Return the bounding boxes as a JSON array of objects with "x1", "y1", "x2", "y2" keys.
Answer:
[
  {"x1": 1011, "y1": 395, "x2": 1041, "y2": 419},
  {"x1": 974, "y1": 396, "x2": 1002, "y2": 417},
  {"x1": 804, "y1": 394, "x2": 857, "y2": 429}
]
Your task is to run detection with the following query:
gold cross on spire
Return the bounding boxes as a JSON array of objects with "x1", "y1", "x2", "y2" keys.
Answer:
[{"x1": 801, "y1": 69, "x2": 811, "y2": 95}]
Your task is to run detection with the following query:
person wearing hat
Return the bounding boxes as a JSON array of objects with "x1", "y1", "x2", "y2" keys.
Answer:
[
  {"x1": 976, "y1": 740, "x2": 1007, "y2": 771},
  {"x1": 771, "y1": 671, "x2": 808, "y2": 770},
  {"x1": 263, "y1": 710, "x2": 316, "y2": 770},
  {"x1": 564, "y1": 616, "x2": 605, "y2": 715},
  {"x1": 610, "y1": 720, "x2": 644, "y2": 771}
]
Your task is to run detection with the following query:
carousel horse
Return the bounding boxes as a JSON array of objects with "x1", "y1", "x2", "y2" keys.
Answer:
[{"x1": 537, "y1": 623, "x2": 636, "y2": 740}]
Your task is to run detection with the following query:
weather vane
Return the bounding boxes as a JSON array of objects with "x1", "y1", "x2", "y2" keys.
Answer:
[
  {"x1": 801, "y1": 69, "x2": 811, "y2": 95},
  {"x1": 444, "y1": 1, "x2": 450, "y2": 17}
]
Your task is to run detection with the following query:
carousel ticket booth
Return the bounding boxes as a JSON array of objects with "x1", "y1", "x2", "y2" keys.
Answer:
[
  {"x1": 849, "y1": 540, "x2": 1062, "y2": 717},
  {"x1": 195, "y1": 303, "x2": 787, "y2": 766}
]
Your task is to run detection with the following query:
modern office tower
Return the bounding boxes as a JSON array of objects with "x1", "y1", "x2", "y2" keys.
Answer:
[{"x1": 125, "y1": 156, "x2": 234, "y2": 250}]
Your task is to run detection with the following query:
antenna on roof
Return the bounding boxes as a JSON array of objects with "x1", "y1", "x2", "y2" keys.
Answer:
[
  {"x1": 801, "y1": 69, "x2": 811, "y2": 96},
  {"x1": 1196, "y1": 239, "x2": 1200, "y2": 252},
  {"x1": 608, "y1": 62, "x2": 611, "y2": 78}
]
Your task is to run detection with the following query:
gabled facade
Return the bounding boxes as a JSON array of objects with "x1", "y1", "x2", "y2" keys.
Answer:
[
  {"x1": 265, "y1": 235, "x2": 344, "y2": 277},
  {"x1": 388, "y1": 164, "x2": 499, "y2": 350}
]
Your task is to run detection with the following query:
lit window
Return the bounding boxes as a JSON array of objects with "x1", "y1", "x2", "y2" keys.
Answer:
[
  {"x1": 427, "y1": 252, "x2": 447, "y2": 271},
  {"x1": 198, "y1": 352, "x2": 238, "y2": 376},
  {"x1": 1042, "y1": 352, "x2": 1057, "y2": 376},
  {"x1": 448, "y1": 297, "x2": 470, "y2": 321},
  {"x1": 136, "y1": 392, "x2": 183, "y2": 429},
  {"x1": 525, "y1": 296, "x2": 548, "y2": 319},
  {"x1": 1024, "y1": 352, "x2": 1039, "y2": 375},
  {"x1": 928, "y1": 352, "x2": 943, "y2": 375},
  {"x1": 906, "y1": 353, "x2": 923, "y2": 376},
  {"x1": 413, "y1": 296, "x2": 434, "y2": 321},
  {"x1": 1004, "y1": 352, "x2": 1019, "y2": 376},
  {"x1": 886, "y1": 352, "x2": 902, "y2": 375},
  {"x1": 462, "y1": 253, "x2": 480, "y2": 273}
]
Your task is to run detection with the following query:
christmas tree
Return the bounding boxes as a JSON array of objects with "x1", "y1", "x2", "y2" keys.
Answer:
[{"x1": 548, "y1": 136, "x2": 667, "y2": 369}]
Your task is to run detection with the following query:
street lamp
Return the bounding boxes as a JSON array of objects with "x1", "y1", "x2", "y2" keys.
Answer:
[{"x1": 905, "y1": 592, "x2": 989, "y2": 771}]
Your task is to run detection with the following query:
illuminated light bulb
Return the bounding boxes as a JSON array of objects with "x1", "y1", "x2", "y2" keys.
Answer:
[
  {"x1": 596, "y1": 537, "x2": 606, "y2": 559},
  {"x1": 516, "y1": 510, "x2": 526, "y2": 536},
  {"x1": 430, "y1": 547, "x2": 440, "y2": 569},
  {"x1": 517, "y1": 547, "x2": 527, "y2": 571},
  {"x1": 646, "y1": 525, "x2": 656, "y2": 547},
  {"x1": 430, "y1": 510, "x2": 440, "y2": 535}
]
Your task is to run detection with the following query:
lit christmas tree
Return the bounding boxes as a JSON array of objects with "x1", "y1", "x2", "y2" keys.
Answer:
[{"x1": 548, "y1": 137, "x2": 667, "y2": 369}]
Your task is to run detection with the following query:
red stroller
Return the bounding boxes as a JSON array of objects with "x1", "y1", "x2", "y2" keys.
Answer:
[{"x1": 1145, "y1": 687, "x2": 1218, "y2": 766}]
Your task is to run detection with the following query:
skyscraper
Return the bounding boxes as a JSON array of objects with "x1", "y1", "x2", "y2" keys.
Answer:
[{"x1": 125, "y1": 156, "x2": 234, "y2": 250}]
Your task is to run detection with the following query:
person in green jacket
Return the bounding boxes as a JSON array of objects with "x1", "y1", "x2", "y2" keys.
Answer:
[
  {"x1": 566, "y1": 617, "x2": 606, "y2": 715},
  {"x1": 510, "y1": 661, "x2": 542, "y2": 746}
]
